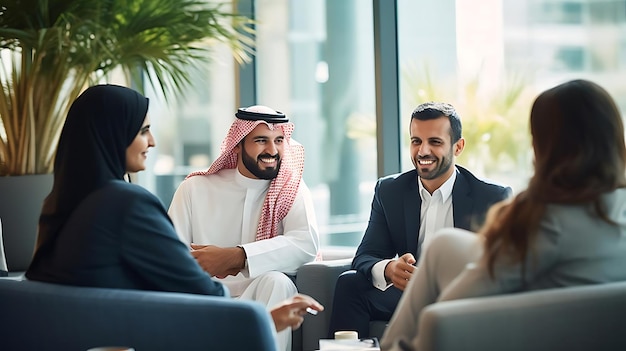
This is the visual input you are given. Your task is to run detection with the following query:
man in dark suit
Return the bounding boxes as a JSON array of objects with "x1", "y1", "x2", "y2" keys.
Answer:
[{"x1": 328, "y1": 102, "x2": 512, "y2": 338}]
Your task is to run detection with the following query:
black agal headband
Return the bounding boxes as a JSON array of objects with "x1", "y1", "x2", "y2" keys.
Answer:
[{"x1": 235, "y1": 108, "x2": 289, "y2": 123}]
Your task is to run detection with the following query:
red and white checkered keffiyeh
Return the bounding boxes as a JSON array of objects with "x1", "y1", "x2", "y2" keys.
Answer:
[{"x1": 186, "y1": 118, "x2": 305, "y2": 241}]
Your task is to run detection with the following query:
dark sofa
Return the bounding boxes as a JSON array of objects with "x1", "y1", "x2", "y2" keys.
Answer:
[{"x1": 0, "y1": 279, "x2": 278, "y2": 351}]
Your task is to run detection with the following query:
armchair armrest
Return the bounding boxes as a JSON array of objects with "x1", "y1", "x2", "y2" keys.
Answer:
[
  {"x1": 417, "y1": 281, "x2": 626, "y2": 351},
  {"x1": 296, "y1": 258, "x2": 353, "y2": 351}
]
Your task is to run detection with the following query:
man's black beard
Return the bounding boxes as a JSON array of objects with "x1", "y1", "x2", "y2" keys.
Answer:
[
  {"x1": 414, "y1": 145, "x2": 454, "y2": 180},
  {"x1": 242, "y1": 148, "x2": 281, "y2": 180}
]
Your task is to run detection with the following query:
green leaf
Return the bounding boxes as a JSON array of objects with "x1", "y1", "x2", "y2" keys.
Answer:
[{"x1": 0, "y1": 0, "x2": 253, "y2": 175}]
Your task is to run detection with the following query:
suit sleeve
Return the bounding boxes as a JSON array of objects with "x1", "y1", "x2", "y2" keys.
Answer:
[
  {"x1": 352, "y1": 179, "x2": 399, "y2": 280},
  {"x1": 499, "y1": 186, "x2": 513, "y2": 201},
  {"x1": 121, "y1": 191, "x2": 227, "y2": 297},
  {"x1": 483, "y1": 184, "x2": 512, "y2": 212}
]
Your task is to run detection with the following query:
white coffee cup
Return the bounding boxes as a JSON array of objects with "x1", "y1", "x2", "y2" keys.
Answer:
[{"x1": 334, "y1": 330, "x2": 359, "y2": 340}]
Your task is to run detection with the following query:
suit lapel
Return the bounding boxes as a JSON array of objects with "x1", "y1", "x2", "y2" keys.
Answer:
[
  {"x1": 452, "y1": 169, "x2": 473, "y2": 230},
  {"x1": 404, "y1": 173, "x2": 420, "y2": 256}
]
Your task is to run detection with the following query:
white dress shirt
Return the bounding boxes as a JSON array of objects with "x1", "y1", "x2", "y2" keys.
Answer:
[{"x1": 371, "y1": 168, "x2": 456, "y2": 290}]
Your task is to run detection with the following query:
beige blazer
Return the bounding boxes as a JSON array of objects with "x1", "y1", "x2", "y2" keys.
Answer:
[{"x1": 382, "y1": 188, "x2": 626, "y2": 351}]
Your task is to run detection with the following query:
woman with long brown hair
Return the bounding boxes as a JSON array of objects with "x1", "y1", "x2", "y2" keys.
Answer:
[{"x1": 381, "y1": 79, "x2": 626, "y2": 350}]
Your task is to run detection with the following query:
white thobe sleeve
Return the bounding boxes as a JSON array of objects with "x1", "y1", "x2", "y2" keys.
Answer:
[
  {"x1": 241, "y1": 181, "x2": 320, "y2": 277},
  {"x1": 167, "y1": 179, "x2": 194, "y2": 247}
]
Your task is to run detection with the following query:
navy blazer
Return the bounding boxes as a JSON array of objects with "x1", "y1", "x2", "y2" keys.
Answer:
[
  {"x1": 27, "y1": 181, "x2": 227, "y2": 297},
  {"x1": 352, "y1": 166, "x2": 512, "y2": 279}
]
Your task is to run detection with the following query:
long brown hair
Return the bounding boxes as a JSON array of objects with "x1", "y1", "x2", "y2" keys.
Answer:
[{"x1": 481, "y1": 79, "x2": 626, "y2": 278}]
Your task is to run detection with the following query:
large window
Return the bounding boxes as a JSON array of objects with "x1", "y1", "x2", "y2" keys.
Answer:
[
  {"x1": 254, "y1": 0, "x2": 377, "y2": 248},
  {"x1": 139, "y1": 0, "x2": 626, "y2": 251},
  {"x1": 397, "y1": 0, "x2": 626, "y2": 193},
  {"x1": 140, "y1": 42, "x2": 237, "y2": 209},
  {"x1": 141, "y1": 0, "x2": 378, "y2": 253}
]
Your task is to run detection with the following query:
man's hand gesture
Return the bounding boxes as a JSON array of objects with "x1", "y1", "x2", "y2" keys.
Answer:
[
  {"x1": 190, "y1": 244, "x2": 246, "y2": 278},
  {"x1": 384, "y1": 253, "x2": 416, "y2": 291}
]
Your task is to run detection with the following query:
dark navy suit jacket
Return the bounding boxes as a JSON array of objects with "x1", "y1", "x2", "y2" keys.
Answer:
[
  {"x1": 27, "y1": 181, "x2": 227, "y2": 297},
  {"x1": 352, "y1": 166, "x2": 512, "y2": 279}
]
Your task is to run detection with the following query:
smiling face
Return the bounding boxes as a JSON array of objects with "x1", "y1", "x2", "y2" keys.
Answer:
[
  {"x1": 235, "y1": 123, "x2": 285, "y2": 179},
  {"x1": 410, "y1": 116, "x2": 464, "y2": 192},
  {"x1": 126, "y1": 115, "x2": 156, "y2": 173}
]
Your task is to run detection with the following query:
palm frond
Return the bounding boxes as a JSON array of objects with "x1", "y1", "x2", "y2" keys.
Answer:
[{"x1": 0, "y1": 0, "x2": 253, "y2": 175}]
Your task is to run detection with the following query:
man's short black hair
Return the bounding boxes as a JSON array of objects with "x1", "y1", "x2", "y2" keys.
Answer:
[{"x1": 411, "y1": 102, "x2": 462, "y2": 142}]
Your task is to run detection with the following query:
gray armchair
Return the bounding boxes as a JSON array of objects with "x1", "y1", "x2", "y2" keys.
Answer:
[
  {"x1": 295, "y1": 259, "x2": 351, "y2": 351},
  {"x1": 294, "y1": 259, "x2": 626, "y2": 351},
  {"x1": 295, "y1": 259, "x2": 388, "y2": 351},
  {"x1": 416, "y1": 280, "x2": 626, "y2": 351}
]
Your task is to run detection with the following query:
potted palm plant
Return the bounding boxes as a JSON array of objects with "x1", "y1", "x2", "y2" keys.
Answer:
[{"x1": 0, "y1": 0, "x2": 252, "y2": 271}]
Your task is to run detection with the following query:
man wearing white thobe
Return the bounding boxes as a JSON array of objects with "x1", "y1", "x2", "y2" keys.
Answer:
[{"x1": 169, "y1": 106, "x2": 319, "y2": 351}]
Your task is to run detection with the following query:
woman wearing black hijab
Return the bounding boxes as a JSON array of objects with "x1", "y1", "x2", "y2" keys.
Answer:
[
  {"x1": 25, "y1": 84, "x2": 224, "y2": 295},
  {"x1": 25, "y1": 84, "x2": 322, "y2": 332}
]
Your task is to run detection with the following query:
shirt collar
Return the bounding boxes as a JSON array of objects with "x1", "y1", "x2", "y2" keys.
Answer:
[{"x1": 418, "y1": 166, "x2": 457, "y2": 202}]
